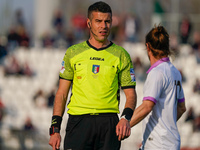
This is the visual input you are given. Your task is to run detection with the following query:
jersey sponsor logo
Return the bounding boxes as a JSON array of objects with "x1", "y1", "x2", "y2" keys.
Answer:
[
  {"x1": 60, "y1": 61, "x2": 65, "y2": 73},
  {"x1": 92, "y1": 65, "x2": 100, "y2": 74},
  {"x1": 130, "y1": 68, "x2": 136, "y2": 82},
  {"x1": 90, "y1": 57, "x2": 104, "y2": 61}
]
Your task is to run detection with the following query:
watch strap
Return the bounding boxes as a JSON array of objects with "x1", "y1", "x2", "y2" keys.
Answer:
[
  {"x1": 121, "y1": 115, "x2": 131, "y2": 122},
  {"x1": 49, "y1": 126, "x2": 60, "y2": 136}
]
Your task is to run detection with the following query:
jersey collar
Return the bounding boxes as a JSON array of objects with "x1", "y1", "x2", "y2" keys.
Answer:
[
  {"x1": 146, "y1": 57, "x2": 170, "y2": 74},
  {"x1": 86, "y1": 40, "x2": 113, "y2": 51}
]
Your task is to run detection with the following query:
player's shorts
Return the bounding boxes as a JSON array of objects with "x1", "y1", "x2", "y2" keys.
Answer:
[{"x1": 64, "y1": 113, "x2": 121, "y2": 150}]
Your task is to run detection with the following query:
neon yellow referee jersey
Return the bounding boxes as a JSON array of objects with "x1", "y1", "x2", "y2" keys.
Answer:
[{"x1": 59, "y1": 41, "x2": 136, "y2": 115}]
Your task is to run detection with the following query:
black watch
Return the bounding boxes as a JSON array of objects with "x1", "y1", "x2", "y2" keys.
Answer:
[{"x1": 49, "y1": 127, "x2": 60, "y2": 136}]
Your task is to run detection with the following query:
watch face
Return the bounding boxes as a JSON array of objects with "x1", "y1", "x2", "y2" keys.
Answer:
[
  {"x1": 49, "y1": 127, "x2": 60, "y2": 136},
  {"x1": 54, "y1": 128, "x2": 60, "y2": 133}
]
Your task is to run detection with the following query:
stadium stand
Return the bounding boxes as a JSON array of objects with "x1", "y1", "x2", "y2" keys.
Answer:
[{"x1": 0, "y1": 43, "x2": 200, "y2": 149}]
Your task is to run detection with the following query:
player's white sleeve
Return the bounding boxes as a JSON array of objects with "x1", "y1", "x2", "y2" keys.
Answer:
[{"x1": 143, "y1": 70, "x2": 165, "y2": 103}]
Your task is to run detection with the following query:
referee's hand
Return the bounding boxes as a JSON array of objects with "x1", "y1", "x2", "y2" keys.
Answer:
[
  {"x1": 49, "y1": 133, "x2": 61, "y2": 150},
  {"x1": 116, "y1": 118, "x2": 131, "y2": 141}
]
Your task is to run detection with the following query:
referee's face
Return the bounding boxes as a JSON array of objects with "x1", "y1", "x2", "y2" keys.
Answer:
[{"x1": 87, "y1": 11, "x2": 112, "y2": 42}]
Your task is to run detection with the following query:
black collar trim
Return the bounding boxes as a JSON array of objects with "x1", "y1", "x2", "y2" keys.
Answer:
[{"x1": 86, "y1": 40, "x2": 113, "y2": 51}]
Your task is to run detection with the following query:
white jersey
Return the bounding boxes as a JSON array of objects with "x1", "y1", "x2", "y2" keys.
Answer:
[{"x1": 141, "y1": 57, "x2": 185, "y2": 150}]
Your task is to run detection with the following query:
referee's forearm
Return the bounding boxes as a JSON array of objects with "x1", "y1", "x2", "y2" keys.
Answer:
[
  {"x1": 124, "y1": 88, "x2": 137, "y2": 110},
  {"x1": 53, "y1": 93, "x2": 67, "y2": 117}
]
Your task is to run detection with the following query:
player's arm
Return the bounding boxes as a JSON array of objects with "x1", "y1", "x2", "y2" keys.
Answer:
[
  {"x1": 116, "y1": 88, "x2": 137, "y2": 141},
  {"x1": 177, "y1": 101, "x2": 186, "y2": 121},
  {"x1": 130, "y1": 100, "x2": 155, "y2": 127},
  {"x1": 49, "y1": 79, "x2": 71, "y2": 150}
]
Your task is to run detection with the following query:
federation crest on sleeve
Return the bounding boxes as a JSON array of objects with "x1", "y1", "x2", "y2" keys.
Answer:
[
  {"x1": 92, "y1": 65, "x2": 100, "y2": 74},
  {"x1": 130, "y1": 68, "x2": 136, "y2": 82},
  {"x1": 60, "y1": 61, "x2": 65, "y2": 73}
]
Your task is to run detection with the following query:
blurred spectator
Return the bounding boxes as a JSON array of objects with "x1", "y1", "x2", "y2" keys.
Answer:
[
  {"x1": 33, "y1": 89, "x2": 47, "y2": 108},
  {"x1": 194, "y1": 115, "x2": 200, "y2": 132},
  {"x1": 41, "y1": 32, "x2": 54, "y2": 48},
  {"x1": 195, "y1": 48, "x2": 200, "y2": 64},
  {"x1": 52, "y1": 25, "x2": 67, "y2": 49},
  {"x1": 133, "y1": 57, "x2": 146, "y2": 81},
  {"x1": 7, "y1": 9, "x2": 30, "y2": 50},
  {"x1": 191, "y1": 31, "x2": 200, "y2": 63},
  {"x1": 47, "y1": 89, "x2": 56, "y2": 107},
  {"x1": 17, "y1": 26, "x2": 30, "y2": 48},
  {"x1": 18, "y1": 116, "x2": 35, "y2": 150},
  {"x1": 170, "y1": 33, "x2": 179, "y2": 55},
  {"x1": 110, "y1": 14, "x2": 120, "y2": 41},
  {"x1": 24, "y1": 116, "x2": 34, "y2": 131},
  {"x1": 52, "y1": 9, "x2": 67, "y2": 48},
  {"x1": 71, "y1": 10, "x2": 87, "y2": 41},
  {"x1": 52, "y1": 9, "x2": 64, "y2": 30},
  {"x1": 111, "y1": 14, "x2": 126, "y2": 45},
  {"x1": 4, "y1": 55, "x2": 23, "y2": 76},
  {"x1": 21, "y1": 61, "x2": 35, "y2": 77},
  {"x1": 15, "y1": 9, "x2": 25, "y2": 27},
  {"x1": 185, "y1": 107, "x2": 200, "y2": 133},
  {"x1": 65, "y1": 30, "x2": 75, "y2": 47},
  {"x1": 185, "y1": 107, "x2": 195, "y2": 122},
  {"x1": 124, "y1": 13, "x2": 139, "y2": 42},
  {"x1": 0, "y1": 38, "x2": 8, "y2": 65},
  {"x1": 7, "y1": 28, "x2": 20, "y2": 52},
  {"x1": 0, "y1": 97, "x2": 5, "y2": 126},
  {"x1": 0, "y1": 97, "x2": 5, "y2": 149},
  {"x1": 179, "y1": 69, "x2": 186, "y2": 83},
  {"x1": 193, "y1": 78, "x2": 200, "y2": 94},
  {"x1": 191, "y1": 31, "x2": 200, "y2": 52},
  {"x1": 179, "y1": 16, "x2": 192, "y2": 44}
]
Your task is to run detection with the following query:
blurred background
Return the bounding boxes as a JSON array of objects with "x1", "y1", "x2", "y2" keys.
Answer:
[{"x1": 0, "y1": 0, "x2": 200, "y2": 149}]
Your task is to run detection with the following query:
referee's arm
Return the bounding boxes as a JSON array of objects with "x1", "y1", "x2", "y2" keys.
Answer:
[
  {"x1": 53, "y1": 79, "x2": 71, "y2": 117},
  {"x1": 116, "y1": 88, "x2": 137, "y2": 141},
  {"x1": 123, "y1": 88, "x2": 137, "y2": 111},
  {"x1": 49, "y1": 79, "x2": 71, "y2": 150}
]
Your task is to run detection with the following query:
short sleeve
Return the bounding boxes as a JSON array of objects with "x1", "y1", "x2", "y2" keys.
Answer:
[
  {"x1": 59, "y1": 49, "x2": 74, "y2": 80},
  {"x1": 119, "y1": 50, "x2": 136, "y2": 89},
  {"x1": 143, "y1": 70, "x2": 164, "y2": 103}
]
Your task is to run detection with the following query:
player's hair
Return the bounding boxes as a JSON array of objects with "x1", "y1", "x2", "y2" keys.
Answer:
[
  {"x1": 88, "y1": 1, "x2": 112, "y2": 19},
  {"x1": 145, "y1": 25, "x2": 171, "y2": 59}
]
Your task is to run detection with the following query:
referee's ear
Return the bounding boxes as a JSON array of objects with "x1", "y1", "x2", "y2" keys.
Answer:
[
  {"x1": 88, "y1": 22, "x2": 91, "y2": 29},
  {"x1": 87, "y1": 19, "x2": 91, "y2": 29}
]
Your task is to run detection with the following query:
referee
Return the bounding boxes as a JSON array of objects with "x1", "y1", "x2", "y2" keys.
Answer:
[{"x1": 49, "y1": 1, "x2": 137, "y2": 150}]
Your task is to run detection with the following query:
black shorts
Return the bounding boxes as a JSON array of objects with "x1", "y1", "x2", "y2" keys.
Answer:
[{"x1": 64, "y1": 113, "x2": 121, "y2": 150}]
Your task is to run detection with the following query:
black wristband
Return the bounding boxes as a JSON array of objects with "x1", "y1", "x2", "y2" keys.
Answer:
[
  {"x1": 51, "y1": 115, "x2": 62, "y2": 130},
  {"x1": 49, "y1": 126, "x2": 60, "y2": 136},
  {"x1": 121, "y1": 107, "x2": 133, "y2": 121}
]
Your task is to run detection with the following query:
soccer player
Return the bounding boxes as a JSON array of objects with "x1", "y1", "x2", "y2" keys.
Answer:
[
  {"x1": 130, "y1": 25, "x2": 186, "y2": 150},
  {"x1": 49, "y1": 1, "x2": 137, "y2": 150}
]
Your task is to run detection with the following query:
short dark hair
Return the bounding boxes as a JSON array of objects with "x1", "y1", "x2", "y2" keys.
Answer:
[
  {"x1": 88, "y1": 1, "x2": 112, "y2": 19},
  {"x1": 145, "y1": 25, "x2": 171, "y2": 59}
]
